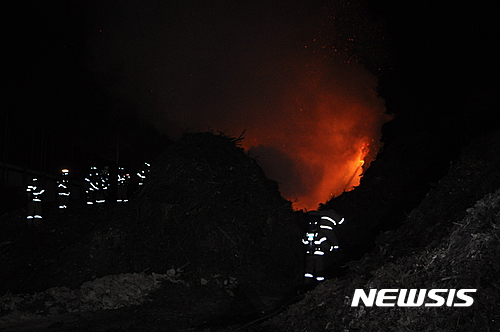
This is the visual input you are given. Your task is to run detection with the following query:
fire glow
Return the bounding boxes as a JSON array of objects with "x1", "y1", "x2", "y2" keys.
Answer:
[
  {"x1": 240, "y1": 58, "x2": 391, "y2": 211},
  {"x1": 154, "y1": 56, "x2": 391, "y2": 211},
  {"x1": 153, "y1": 55, "x2": 391, "y2": 211},
  {"x1": 90, "y1": 0, "x2": 392, "y2": 211}
]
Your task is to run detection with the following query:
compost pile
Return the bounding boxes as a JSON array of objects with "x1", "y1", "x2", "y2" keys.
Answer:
[
  {"x1": 131, "y1": 132, "x2": 303, "y2": 310},
  {"x1": 260, "y1": 130, "x2": 500, "y2": 332}
]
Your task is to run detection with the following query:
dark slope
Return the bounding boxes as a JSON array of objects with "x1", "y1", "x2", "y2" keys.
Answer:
[{"x1": 260, "y1": 130, "x2": 500, "y2": 332}]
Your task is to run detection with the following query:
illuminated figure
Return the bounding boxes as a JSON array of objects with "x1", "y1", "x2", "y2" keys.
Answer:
[
  {"x1": 84, "y1": 167, "x2": 99, "y2": 207},
  {"x1": 96, "y1": 166, "x2": 110, "y2": 205},
  {"x1": 57, "y1": 169, "x2": 70, "y2": 211},
  {"x1": 26, "y1": 177, "x2": 45, "y2": 225},
  {"x1": 302, "y1": 209, "x2": 343, "y2": 284},
  {"x1": 137, "y1": 162, "x2": 151, "y2": 186},
  {"x1": 116, "y1": 167, "x2": 130, "y2": 203}
]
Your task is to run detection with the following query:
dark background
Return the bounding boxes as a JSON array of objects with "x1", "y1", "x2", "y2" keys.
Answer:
[{"x1": 3, "y1": 0, "x2": 498, "y2": 180}]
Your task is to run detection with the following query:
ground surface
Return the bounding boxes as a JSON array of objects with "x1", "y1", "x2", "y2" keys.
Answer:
[
  {"x1": 1, "y1": 130, "x2": 500, "y2": 331},
  {"x1": 259, "y1": 130, "x2": 500, "y2": 331}
]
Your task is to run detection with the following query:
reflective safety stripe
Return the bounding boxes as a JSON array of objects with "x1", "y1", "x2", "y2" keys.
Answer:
[
  {"x1": 304, "y1": 273, "x2": 314, "y2": 278},
  {"x1": 314, "y1": 237, "x2": 327, "y2": 245},
  {"x1": 321, "y1": 216, "x2": 337, "y2": 225},
  {"x1": 316, "y1": 277, "x2": 325, "y2": 281},
  {"x1": 302, "y1": 239, "x2": 309, "y2": 245},
  {"x1": 87, "y1": 202, "x2": 94, "y2": 205},
  {"x1": 27, "y1": 216, "x2": 33, "y2": 219},
  {"x1": 338, "y1": 218, "x2": 344, "y2": 224},
  {"x1": 320, "y1": 225, "x2": 333, "y2": 230},
  {"x1": 34, "y1": 215, "x2": 42, "y2": 219},
  {"x1": 314, "y1": 251, "x2": 324, "y2": 255},
  {"x1": 329, "y1": 245, "x2": 340, "y2": 251}
]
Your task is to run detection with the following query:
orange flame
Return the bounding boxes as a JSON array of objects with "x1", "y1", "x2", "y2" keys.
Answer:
[
  {"x1": 155, "y1": 55, "x2": 391, "y2": 211},
  {"x1": 239, "y1": 59, "x2": 391, "y2": 211}
]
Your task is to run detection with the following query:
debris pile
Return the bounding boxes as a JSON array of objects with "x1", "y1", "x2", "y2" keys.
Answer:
[
  {"x1": 343, "y1": 189, "x2": 500, "y2": 331},
  {"x1": 260, "y1": 131, "x2": 500, "y2": 332},
  {"x1": 5, "y1": 129, "x2": 499, "y2": 331},
  {"x1": 131, "y1": 132, "x2": 304, "y2": 310},
  {"x1": 0, "y1": 272, "x2": 175, "y2": 324},
  {"x1": 261, "y1": 190, "x2": 500, "y2": 332},
  {"x1": 323, "y1": 122, "x2": 459, "y2": 262},
  {"x1": 0, "y1": 131, "x2": 306, "y2": 329}
]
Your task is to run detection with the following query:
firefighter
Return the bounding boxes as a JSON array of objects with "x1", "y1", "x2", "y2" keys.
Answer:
[
  {"x1": 84, "y1": 167, "x2": 99, "y2": 207},
  {"x1": 302, "y1": 209, "x2": 343, "y2": 284},
  {"x1": 57, "y1": 168, "x2": 70, "y2": 211},
  {"x1": 26, "y1": 177, "x2": 45, "y2": 225},
  {"x1": 136, "y1": 162, "x2": 150, "y2": 186},
  {"x1": 116, "y1": 167, "x2": 130, "y2": 203},
  {"x1": 96, "y1": 166, "x2": 110, "y2": 205}
]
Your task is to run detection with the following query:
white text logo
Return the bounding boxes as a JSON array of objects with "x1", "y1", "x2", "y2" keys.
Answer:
[{"x1": 351, "y1": 289, "x2": 476, "y2": 307}]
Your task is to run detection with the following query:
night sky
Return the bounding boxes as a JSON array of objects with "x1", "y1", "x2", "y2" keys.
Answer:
[{"x1": 4, "y1": 0, "x2": 498, "y2": 206}]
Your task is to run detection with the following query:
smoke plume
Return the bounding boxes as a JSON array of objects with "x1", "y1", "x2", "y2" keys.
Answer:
[{"x1": 87, "y1": 0, "x2": 391, "y2": 210}]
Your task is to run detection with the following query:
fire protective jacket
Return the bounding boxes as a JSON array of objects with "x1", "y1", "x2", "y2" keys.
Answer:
[
  {"x1": 137, "y1": 162, "x2": 150, "y2": 186},
  {"x1": 302, "y1": 209, "x2": 343, "y2": 255},
  {"x1": 26, "y1": 178, "x2": 45, "y2": 221},
  {"x1": 57, "y1": 178, "x2": 70, "y2": 196},
  {"x1": 27, "y1": 179, "x2": 45, "y2": 202},
  {"x1": 95, "y1": 167, "x2": 110, "y2": 204},
  {"x1": 57, "y1": 170, "x2": 70, "y2": 209},
  {"x1": 57, "y1": 171, "x2": 70, "y2": 196},
  {"x1": 85, "y1": 167, "x2": 99, "y2": 192},
  {"x1": 99, "y1": 168, "x2": 110, "y2": 191},
  {"x1": 117, "y1": 168, "x2": 129, "y2": 186},
  {"x1": 117, "y1": 167, "x2": 130, "y2": 203},
  {"x1": 85, "y1": 167, "x2": 99, "y2": 205}
]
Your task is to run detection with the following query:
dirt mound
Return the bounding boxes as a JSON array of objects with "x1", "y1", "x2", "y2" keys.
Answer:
[
  {"x1": 6, "y1": 129, "x2": 499, "y2": 331},
  {"x1": 0, "y1": 132, "x2": 307, "y2": 330},
  {"x1": 260, "y1": 130, "x2": 500, "y2": 332},
  {"x1": 0, "y1": 272, "x2": 174, "y2": 323},
  {"x1": 321, "y1": 120, "x2": 461, "y2": 263},
  {"x1": 130, "y1": 132, "x2": 304, "y2": 310}
]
